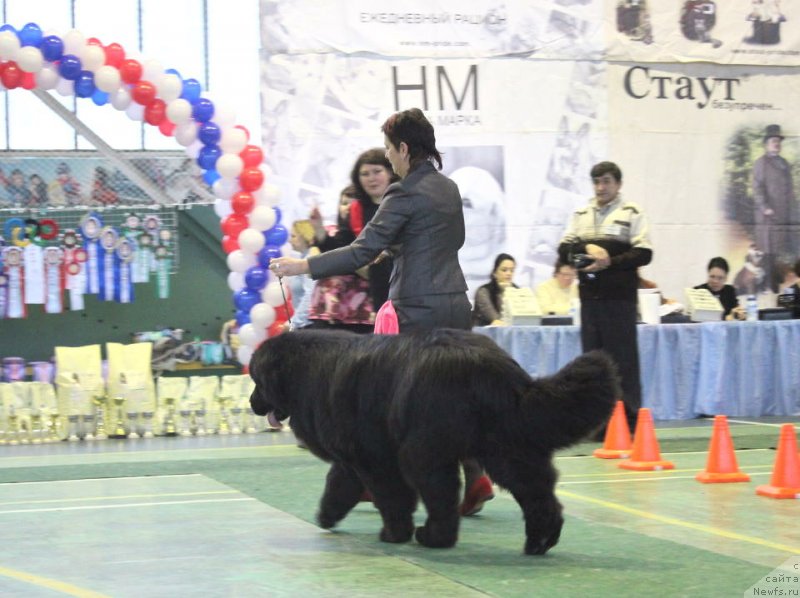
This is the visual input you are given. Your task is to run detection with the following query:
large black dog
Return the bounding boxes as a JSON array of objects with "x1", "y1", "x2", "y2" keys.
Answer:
[{"x1": 249, "y1": 328, "x2": 618, "y2": 555}]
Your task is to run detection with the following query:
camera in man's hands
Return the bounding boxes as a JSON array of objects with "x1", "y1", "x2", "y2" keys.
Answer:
[{"x1": 572, "y1": 253, "x2": 596, "y2": 269}]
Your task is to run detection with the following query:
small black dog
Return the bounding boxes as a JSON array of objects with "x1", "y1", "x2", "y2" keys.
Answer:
[{"x1": 250, "y1": 328, "x2": 618, "y2": 555}]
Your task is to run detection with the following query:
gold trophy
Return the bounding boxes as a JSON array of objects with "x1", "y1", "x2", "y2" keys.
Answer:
[
  {"x1": 162, "y1": 397, "x2": 178, "y2": 436},
  {"x1": 230, "y1": 405, "x2": 243, "y2": 435},
  {"x1": 194, "y1": 409, "x2": 207, "y2": 436},
  {"x1": 30, "y1": 412, "x2": 43, "y2": 444},
  {"x1": 141, "y1": 412, "x2": 154, "y2": 438},
  {"x1": 47, "y1": 413, "x2": 61, "y2": 442},
  {"x1": 92, "y1": 395, "x2": 108, "y2": 440},
  {"x1": 110, "y1": 396, "x2": 127, "y2": 438},
  {"x1": 216, "y1": 396, "x2": 231, "y2": 435},
  {"x1": 7, "y1": 409, "x2": 19, "y2": 445}
]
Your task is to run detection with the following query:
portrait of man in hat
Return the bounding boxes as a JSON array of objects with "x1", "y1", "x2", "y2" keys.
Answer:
[{"x1": 752, "y1": 123, "x2": 797, "y2": 290}]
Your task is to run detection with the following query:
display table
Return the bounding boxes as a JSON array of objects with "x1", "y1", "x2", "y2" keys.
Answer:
[{"x1": 475, "y1": 320, "x2": 800, "y2": 420}]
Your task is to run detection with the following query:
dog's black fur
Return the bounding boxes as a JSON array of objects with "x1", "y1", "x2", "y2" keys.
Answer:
[{"x1": 249, "y1": 328, "x2": 619, "y2": 555}]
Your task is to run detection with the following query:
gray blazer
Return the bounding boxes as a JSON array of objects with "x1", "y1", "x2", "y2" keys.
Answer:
[{"x1": 308, "y1": 161, "x2": 468, "y2": 301}]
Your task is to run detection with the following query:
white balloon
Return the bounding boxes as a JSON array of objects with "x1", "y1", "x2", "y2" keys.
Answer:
[
  {"x1": 212, "y1": 178, "x2": 238, "y2": 201},
  {"x1": 62, "y1": 30, "x2": 86, "y2": 56},
  {"x1": 213, "y1": 104, "x2": 237, "y2": 127},
  {"x1": 227, "y1": 249, "x2": 257, "y2": 273},
  {"x1": 94, "y1": 65, "x2": 121, "y2": 92},
  {"x1": 216, "y1": 154, "x2": 244, "y2": 179},
  {"x1": 16, "y1": 46, "x2": 43, "y2": 73},
  {"x1": 110, "y1": 86, "x2": 132, "y2": 110},
  {"x1": 219, "y1": 127, "x2": 248, "y2": 154},
  {"x1": 248, "y1": 205, "x2": 277, "y2": 231},
  {"x1": 257, "y1": 184, "x2": 281, "y2": 207},
  {"x1": 166, "y1": 98, "x2": 192, "y2": 124},
  {"x1": 35, "y1": 65, "x2": 59, "y2": 90},
  {"x1": 157, "y1": 73, "x2": 182, "y2": 103},
  {"x1": 236, "y1": 345, "x2": 254, "y2": 366},
  {"x1": 249, "y1": 303, "x2": 276, "y2": 329},
  {"x1": 55, "y1": 78, "x2": 74, "y2": 97},
  {"x1": 174, "y1": 122, "x2": 198, "y2": 147},
  {"x1": 142, "y1": 59, "x2": 164, "y2": 82},
  {"x1": 214, "y1": 197, "x2": 233, "y2": 219},
  {"x1": 0, "y1": 31, "x2": 20, "y2": 60},
  {"x1": 126, "y1": 102, "x2": 145, "y2": 121},
  {"x1": 227, "y1": 270, "x2": 245, "y2": 292},
  {"x1": 261, "y1": 282, "x2": 285, "y2": 307},
  {"x1": 185, "y1": 140, "x2": 202, "y2": 160},
  {"x1": 238, "y1": 323, "x2": 267, "y2": 348},
  {"x1": 80, "y1": 45, "x2": 105, "y2": 71},
  {"x1": 238, "y1": 228, "x2": 266, "y2": 254}
]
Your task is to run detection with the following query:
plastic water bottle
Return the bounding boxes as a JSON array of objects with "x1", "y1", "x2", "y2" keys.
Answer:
[{"x1": 746, "y1": 294, "x2": 758, "y2": 322}]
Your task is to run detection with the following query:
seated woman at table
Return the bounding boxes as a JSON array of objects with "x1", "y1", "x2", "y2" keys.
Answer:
[
  {"x1": 694, "y1": 256, "x2": 742, "y2": 320},
  {"x1": 472, "y1": 253, "x2": 517, "y2": 326},
  {"x1": 777, "y1": 258, "x2": 800, "y2": 294},
  {"x1": 534, "y1": 259, "x2": 578, "y2": 315}
]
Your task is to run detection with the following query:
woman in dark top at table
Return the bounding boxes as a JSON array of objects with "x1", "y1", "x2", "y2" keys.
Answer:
[{"x1": 694, "y1": 256, "x2": 740, "y2": 319}]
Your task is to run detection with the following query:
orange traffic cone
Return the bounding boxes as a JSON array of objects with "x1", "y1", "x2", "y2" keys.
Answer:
[
  {"x1": 756, "y1": 424, "x2": 800, "y2": 499},
  {"x1": 696, "y1": 415, "x2": 750, "y2": 483},
  {"x1": 593, "y1": 400, "x2": 632, "y2": 459},
  {"x1": 618, "y1": 408, "x2": 674, "y2": 471}
]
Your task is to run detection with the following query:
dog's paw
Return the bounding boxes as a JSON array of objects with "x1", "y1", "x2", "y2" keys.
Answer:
[
  {"x1": 316, "y1": 511, "x2": 339, "y2": 529},
  {"x1": 379, "y1": 523, "x2": 414, "y2": 543},
  {"x1": 524, "y1": 528, "x2": 562, "y2": 555},
  {"x1": 414, "y1": 524, "x2": 457, "y2": 548}
]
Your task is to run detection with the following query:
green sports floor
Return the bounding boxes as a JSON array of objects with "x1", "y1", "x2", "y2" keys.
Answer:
[{"x1": 0, "y1": 417, "x2": 798, "y2": 598}]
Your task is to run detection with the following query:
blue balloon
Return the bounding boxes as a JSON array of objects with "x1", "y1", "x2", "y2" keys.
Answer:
[
  {"x1": 91, "y1": 89, "x2": 109, "y2": 106},
  {"x1": 18, "y1": 23, "x2": 43, "y2": 47},
  {"x1": 234, "y1": 288, "x2": 261, "y2": 313},
  {"x1": 0, "y1": 25, "x2": 17, "y2": 34},
  {"x1": 198, "y1": 121, "x2": 221, "y2": 145},
  {"x1": 264, "y1": 224, "x2": 288, "y2": 247},
  {"x1": 57, "y1": 54, "x2": 82, "y2": 80},
  {"x1": 192, "y1": 98, "x2": 215, "y2": 123},
  {"x1": 235, "y1": 309, "x2": 251, "y2": 326},
  {"x1": 197, "y1": 144, "x2": 222, "y2": 171},
  {"x1": 245, "y1": 266, "x2": 269, "y2": 291},
  {"x1": 74, "y1": 70, "x2": 96, "y2": 98},
  {"x1": 272, "y1": 206, "x2": 282, "y2": 225},
  {"x1": 257, "y1": 245, "x2": 282, "y2": 268},
  {"x1": 165, "y1": 68, "x2": 182, "y2": 79},
  {"x1": 181, "y1": 78, "x2": 202, "y2": 103},
  {"x1": 202, "y1": 169, "x2": 220, "y2": 185},
  {"x1": 40, "y1": 35, "x2": 64, "y2": 62}
]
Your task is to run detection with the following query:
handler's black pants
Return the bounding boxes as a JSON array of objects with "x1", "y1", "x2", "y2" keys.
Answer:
[{"x1": 580, "y1": 299, "x2": 641, "y2": 424}]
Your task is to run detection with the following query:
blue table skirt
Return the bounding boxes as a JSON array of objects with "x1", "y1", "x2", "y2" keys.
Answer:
[{"x1": 475, "y1": 320, "x2": 800, "y2": 420}]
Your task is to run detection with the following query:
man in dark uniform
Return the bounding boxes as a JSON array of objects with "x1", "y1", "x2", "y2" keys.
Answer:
[
  {"x1": 558, "y1": 161, "x2": 653, "y2": 431},
  {"x1": 753, "y1": 124, "x2": 797, "y2": 291}
]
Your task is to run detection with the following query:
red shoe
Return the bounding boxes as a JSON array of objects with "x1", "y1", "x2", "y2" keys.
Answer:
[{"x1": 460, "y1": 475, "x2": 494, "y2": 516}]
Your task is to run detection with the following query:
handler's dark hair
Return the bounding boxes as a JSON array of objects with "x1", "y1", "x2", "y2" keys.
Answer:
[
  {"x1": 590, "y1": 161, "x2": 622, "y2": 183},
  {"x1": 707, "y1": 256, "x2": 730, "y2": 274},
  {"x1": 381, "y1": 108, "x2": 443, "y2": 171}
]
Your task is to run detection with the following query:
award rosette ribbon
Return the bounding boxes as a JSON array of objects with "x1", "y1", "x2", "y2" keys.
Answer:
[
  {"x1": 98, "y1": 226, "x2": 121, "y2": 302},
  {"x1": 43, "y1": 246, "x2": 65, "y2": 314},
  {"x1": 62, "y1": 229, "x2": 87, "y2": 311},
  {"x1": 80, "y1": 214, "x2": 103, "y2": 295},
  {"x1": 122, "y1": 213, "x2": 147, "y2": 284},
  {"x1": 22, "y1": 219, "x2": 45, "y2": 305},
  {"x1": 155, "y1": 242, "x2": 171, "y2": 300},
  {"x1": 115, "y1": 238, "x2": 136, "y2": 304},
  {"x1": 2, "y1": 246, "x2": 26, "y2": 318}
]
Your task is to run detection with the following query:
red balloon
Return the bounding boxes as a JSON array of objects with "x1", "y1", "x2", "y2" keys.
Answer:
[
  {"x1": 239, "y1": 145, "x2": 264, "y2": 168},
  {"x1": 21, "y1": 71, "x2": 36, "y2": 90},
  {"x1": 119, "y1": 58, "x2": 142, "y2": 84},
  {"x1": 86, "y1": 37, "x2": 103, "y2": 46},
  {"x1": 158, "y1": 119, "x2": 176, "y2": 136},
  {"x1": 144, "y1": 98, "x2": 166, "y2": 125},
  {"x1": 239, "y1": 167, "x2": 264, "y2": 192},
  {"x1": 267, "y1": 320, "x2": 284, "y2": 338},
  {"x1": 274, "y1": 303, "x2": 294, "y2": 321},
  {"x1": 235, "y1": 125, "x2": 250, "y2": 141},
  {"x1": 1, "y1": 62, "x2": 22, "y2": 89},
  {"x1": 221, "y1": 235, "x2": 239, "y2": 254},
  {"x1": 220, "y1": 213, "x2": 249, "y2": 237},
  {"x1": 132, "y1": 80, "x2": 157, "y2": 106},
  {"x1": 104, "y1": 43, "x2": 125, "y2": 68},
  {"x1": 231, "y1": 191, "x2": 255, "y2": 215}
]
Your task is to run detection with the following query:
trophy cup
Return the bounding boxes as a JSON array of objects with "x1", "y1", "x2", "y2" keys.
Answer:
[
  {"x1": 230, "y1": 405, "x2": 243, "y2": 435},
  {"x1": 67, "y1": 414, "x2": 80, "y2": 442},
  {"x1": 47, "y1": 413, "x2": 61, "y2": 442},
  {"x1": 178, "y1": 408, "x2": 192, "y2": 436},
  {"x1": 92, "y1": 396, "x2": 108, "y2": 440},
  {"x1": 18, "y1": 417, "x2": 31, "y2": 445},
  {"x1": 141, "y1": 412, "x2": 154, "y2": 438},
  {"x1": 127, "y1": 412, "x2": 140, "y2": 439},
  {"x1": 194, "y1": 409, "x2": 207, "y2": 436},
  {"x1": 162, "y1": 397, "x2": 178, "y2": 436},
  {"x1": 7, "y1": 408, "x2": 20, "y2": 445},
  {"x1": 244, "y1": 407, "x2": 258, "y2": 434},
  {"x1": 215, "y1": 396, "x2": 231, "y2": 435},
  {"x1": 0, "y1": 416, "x2": 6, "y2": 445},
  {"x1": 83, "y1": 413, "x2": 95, "y2": 441},
  {"x1": 30, "y1": 412, "x2": 43, "y2": 444},
  {"x1": 110, "y1": 396, "x2": 127, "y2": 438}
]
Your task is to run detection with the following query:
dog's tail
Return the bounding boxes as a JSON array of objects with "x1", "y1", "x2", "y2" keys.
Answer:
[{"x1": 520, "y1": 351, "x2": 620, "y2": 450}]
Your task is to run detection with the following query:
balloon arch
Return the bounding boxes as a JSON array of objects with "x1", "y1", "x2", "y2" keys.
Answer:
[{"x1": 0, "y1": 22, "x2": 290, "y2": 366}]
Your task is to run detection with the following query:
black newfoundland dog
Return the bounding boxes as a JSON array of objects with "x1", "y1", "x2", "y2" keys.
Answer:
[{"x1": 249, "y1": 328, "x2": 618, "y2": 555}]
